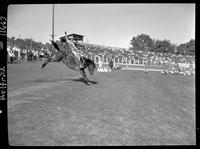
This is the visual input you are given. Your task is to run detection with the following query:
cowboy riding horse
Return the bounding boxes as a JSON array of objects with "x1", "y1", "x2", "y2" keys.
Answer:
[{"x1": 41, "y1": 32, "x2": 96, "y2": 85}]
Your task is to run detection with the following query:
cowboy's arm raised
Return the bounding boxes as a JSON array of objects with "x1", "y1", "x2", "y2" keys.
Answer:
[
  {"x1": 65, "y1": 32, "x2": 69, "y2": 43},
  {"x1": 65, "y1": 32, "x2": 79, "y2": 52}
]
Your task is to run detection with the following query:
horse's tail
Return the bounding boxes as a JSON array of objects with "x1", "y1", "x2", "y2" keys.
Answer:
[{"x1": 85, "y1": 58, "x2": 96, "y2": 75}]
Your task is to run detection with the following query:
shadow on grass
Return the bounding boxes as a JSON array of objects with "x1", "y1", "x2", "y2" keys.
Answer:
[
  {"x1": 33, "y1": 77, "x2": 98, "y2": 85},
  {"x1": 66, "y1": 77, "x2": 98, "y2": 85}
]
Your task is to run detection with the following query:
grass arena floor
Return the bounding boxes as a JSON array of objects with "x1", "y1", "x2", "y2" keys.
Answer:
[{"x1": 7, "y1": 61, "x2": 196, "y2": 146}]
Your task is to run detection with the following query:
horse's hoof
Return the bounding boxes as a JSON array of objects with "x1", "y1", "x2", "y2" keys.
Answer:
[
  {"x1": 84, "y1": 81, "x2": 90, "y2": 85},
  {"x1": 85, "y1": 82, "x2": 90, "y2": 85}
]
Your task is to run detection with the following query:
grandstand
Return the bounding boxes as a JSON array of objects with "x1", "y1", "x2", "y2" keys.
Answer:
[{"x1": 60, "y1": 33, "x2": 84, "y2": 43}]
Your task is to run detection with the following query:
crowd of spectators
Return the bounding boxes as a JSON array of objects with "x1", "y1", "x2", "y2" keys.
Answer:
[
  {"x1": 7, "y1": 45, "x2": 51, "y2": 63},
  {"x1": 75, "y1": 42, "x2": 195, "y2": 75}
]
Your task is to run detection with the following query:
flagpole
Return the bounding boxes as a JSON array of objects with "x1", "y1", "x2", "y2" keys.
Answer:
[
  {"x1": 52, "y1": 4, "x2": 55, "y2": 42},
  {"x1": 50, "y1": 4, "x2": 56, "y2": 53}
]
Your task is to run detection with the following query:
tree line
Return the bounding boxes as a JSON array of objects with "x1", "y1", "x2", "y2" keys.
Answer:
[
  {"x1": 7, "y1": 37, "x2": 54, "y2": 53},
  {"x1": 129, "y1": 34, "x2": 195, "y2": 55}
]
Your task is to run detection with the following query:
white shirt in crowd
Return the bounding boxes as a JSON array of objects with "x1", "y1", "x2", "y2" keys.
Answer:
[{"x1": 98, "y1": 57, "x2": 103, "y2": 68}]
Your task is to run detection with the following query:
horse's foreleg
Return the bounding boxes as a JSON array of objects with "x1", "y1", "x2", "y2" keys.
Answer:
[
  {"x1": 41, "y1": 56, "x2": 59, "y2": 69},
  {"x1": 41, "y1": 58, "x2": 51, "y2": 69}
]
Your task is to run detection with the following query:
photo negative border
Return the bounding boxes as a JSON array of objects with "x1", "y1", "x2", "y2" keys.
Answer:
[{"x1": 0, "y1": 0, "x2": 198, "y2": 148}]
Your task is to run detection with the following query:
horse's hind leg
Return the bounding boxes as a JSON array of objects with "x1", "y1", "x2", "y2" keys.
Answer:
[{"x1": 80, "y1": 69, "x2": 89, "y2": 84}]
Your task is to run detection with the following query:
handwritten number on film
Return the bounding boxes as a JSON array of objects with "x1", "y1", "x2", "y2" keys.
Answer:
[{"x1": 0, "y1": 66, "x2": 6, "y2": 100}]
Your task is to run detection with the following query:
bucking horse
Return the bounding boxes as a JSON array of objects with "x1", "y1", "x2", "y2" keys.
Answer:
[{"x1": 41, "y1": 40, "x2": 96, "y2": 85}]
